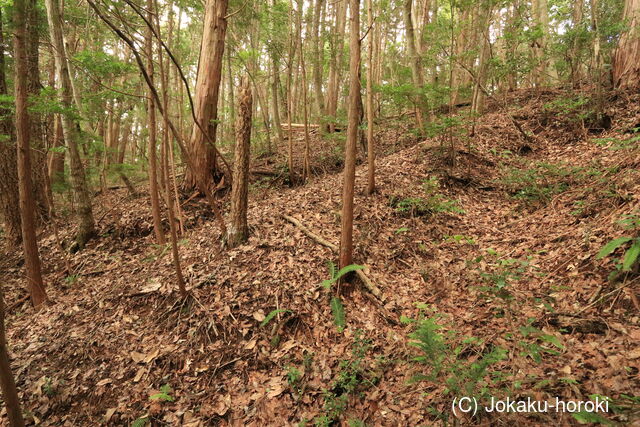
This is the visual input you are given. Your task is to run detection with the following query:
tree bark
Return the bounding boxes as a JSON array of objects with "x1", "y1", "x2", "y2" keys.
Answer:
[
  {"x1": 403, "y1": 0, "x2": 426, "y2": 130},
  {"x1": 365, "y1": 0, "x2": 375, "y2": 195},
  {"x1": 26, "y1": 0, "x2": 49, "y2": 219},
  {"x1": 48, "y1": 115, "x2": 65, "y2": 189},
  {"x1": 44, "y1": 0, "x2": 95, "y2": 250},
  {"x1": 155, "y1": 0, "x2": 186, "y2": 296},
  {"x1": 326, "y1": 0, "x2": 347, "y2": 133},
  {"x1": 0, "y1": 8, "x2": 21, "y2": 248},
  {"x1": 15, "y1": 0, "x2": 48, "y2": 307},
  {"x1": 339, "y1": 0, "x2": 361, "y2": 272},
  {"x1": 0, "y1": 286, "x2": 25, "y2": 427},
  {"x1": 228, "y1": 78, "x2": 252, "y2": 247},
  {"x1": 612, "y1": 0, "x2": 640, "y2": 89},
  {"x1": 145, "y1": 0, "x2": 166, "y2": 245},
  {"x1": 183, "y1": 0, "x2": 229, "y2": 192},
  {"x1": 312, "y1": 0, "x2": 326, "y2": 127}
]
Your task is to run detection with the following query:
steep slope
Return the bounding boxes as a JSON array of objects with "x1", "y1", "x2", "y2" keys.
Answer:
[{"x1": 1, "y1": 89, "x2": 639, "y2": 426}]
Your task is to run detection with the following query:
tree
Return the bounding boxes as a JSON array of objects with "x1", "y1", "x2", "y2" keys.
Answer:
[
  {"x1": 365, "y1": 0, "x2": 375, "y2": 195},
  {"x1": 0, "y1": 286, "x2": 25, "y2": 427},
  {"x1": 183, "y1": 0, "x2": 229, "y2": 192},
  {"x1": 15, "y1": 0, "x2": 48, "y2": 307},
  {"x1": 44, "y1": 0, "x2": 95, "y2": 250},
  {"x1": 612, "y1": 0, "x2": 640, "y2": 88},
  {"x1": 326, "y1": 0, "x2": 347, "y2": 133},
  {"x1": 145, "y1": 0, "x2": 166, "y2": 245},
  {"x1": 228, "y1": 78, "x2": 252, "y2": 247},
  {"x1": 0, "y1": 8, "x2": 21, "y2": 248},
  {"x1": 311, "y1": 0, "x2": 326, "y2": 126},
  {"x1": 339, "y1": 0, "x2": 361, "y2": 272},
  {"x1": 404, "y1": 0, "x2": 426, "y2": 129}
]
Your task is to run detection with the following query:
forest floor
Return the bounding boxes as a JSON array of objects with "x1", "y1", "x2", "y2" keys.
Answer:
[{"x1": 2, "y1": 88, "x2": 640, "y2": 426}]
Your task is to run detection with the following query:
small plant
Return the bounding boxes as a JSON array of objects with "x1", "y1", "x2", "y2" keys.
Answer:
[
  {"x1": 593, "y1": 133, "x2": 640, "y2": 150},
  {"x1": 149, "y1": 384, "x2": 174, "y2": 402},
  {"x1": 131, "y1": 417, "x2": 149, "y2": 427},
  {"x1": 286, "y1": 366, "x2": 303, "y2": 392},
  {"x1": 407, "y1": 315, "x2": 506, "y2": 400},
  {"x1": 64, "y1": 274, "x2": 79, "y2": 285},
  {"x1": 321, "y1": 262, "x2": 364, "y2": 333},
  {"x1": 443, "y1": 234, "x2": 476, "y2": 245},
  {"x1": 315, "y1": 331, "x2": 373, "y2": 426},
  {"x1": 470, "y1": 249, "x2": 532, "y2": 308},
  {"x1": 597, "y1": 211, "x2": 640, "y2": 280},
  {"x1": 392, "y1": 177, "x2": 463, "y2": 217},
  {"x1": 42, "y1": 376, "x2": 56, "y2": 397},
  {"x1": 320, "y1": 261, "x2": 364, "y2": 290},
  {"x1": 260, "y1": 308, "x2": 292, "y2": 328}
]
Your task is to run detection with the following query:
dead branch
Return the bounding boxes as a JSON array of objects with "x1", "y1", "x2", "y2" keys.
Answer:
[{"x1": 282, "y1": 214, "x2": 384, "y2": 300}]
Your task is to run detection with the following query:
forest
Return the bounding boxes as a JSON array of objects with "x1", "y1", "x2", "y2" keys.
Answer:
[{"x1": 0, "y1": 0, "x2": 639, "y2": 423}]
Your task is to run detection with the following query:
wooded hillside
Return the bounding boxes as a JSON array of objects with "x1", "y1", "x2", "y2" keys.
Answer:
[{"x1": 0, "y1": 0, "x2": 639, "y2": 424}]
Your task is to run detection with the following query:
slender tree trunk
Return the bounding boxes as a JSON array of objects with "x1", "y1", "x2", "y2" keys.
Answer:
[
  {"x1": 156, "y1": 0, "x2": 186, "y2": 296},
  {"x1": 45, "y1": 0, "x2": 95, "y2": 250},
  {"x1": 271, "y1": 55, "x2": 284, "y2": 149},
  {"x1": 365, "y1": 0, "x2": 375, "y2": 195},
  {"x1": 404, "y1": 0, "x2": 426, "y2": 130},
  {"x1": 183, "y1": 0, "x2": 229, "y2": 192},
  {"x1": 0, "y1": 9, "x2": 21, "y2": 248},
  {"x1": 48, "y1": 115, "x2": 65, "y2": 188},
  {"x1": 471, "y1": 2, "x2": 492, "y2": 115},
  {"x1": 298, "y1": 3, "x2": 312, "y2": 182},
  {"x1": 0, "y1": 286, "x2": 25, "y2": 427},
  {"x1": 312, "y1": 0, "x2": 326, "y2": 127},
  {"x1": 146, "y1": 0, "x2": 166, "y2": 245},
  {"x1": 339, "y1": 0, "x2": 361, "y2": 272},
  {"x1": 227, "y1": 78, "x2": 252, "y2": 247},
  {"x1": 26, "y1": 0, "x2": 49, "y2": 219},
  {"x1": 569, "y1": 0, "x2": 584, "y2": 86},
  {"x1": 15, "y1": 0, "x2": 48, "y2": 307},
  {"x1": 326, "y1": 0, "x2": 347, "y2": 132},
  {"x1": 612, "y1": 0, "x2": 640, "y2": 89}
]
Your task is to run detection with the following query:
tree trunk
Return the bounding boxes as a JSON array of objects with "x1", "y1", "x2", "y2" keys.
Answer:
[
  {"x1": 471, "y1": 2, "x2": 492, "y2": 115},
  {"x1": 365, "y1": 0, "x2": 375, "y2": 195},
  {"x1": 326, "y1": 0, "x2": 347, "y2": 133},
  {"x1": 227, "y1": 78, "x2": 252, "y2": 247},
  {"x1": 569, "y1": 0, "x2": 584, "y2": 86},
  {"x1": 183, "y1": 0, "x2": 229, "y2": 192},
  {"x1": 0, "y1": 9, "x2": 21, "y2": 248},
  {"x1": 44, "y1": 0, "x2": 95, "y2": 250},
  {"x1": 155, "y1": 0, "x2": 186, "y2": 296},
  {"x1": 312, "y1": 0, "x2": 326, "y2": 127},
  {"x1": 48, "y1": 115, "x2": 65, "y2": 189},
  {"x1": 0, "y1": 286, "x2": 25, "y2": 427},
  {"x1": 15, "y1": 0, "x2": 48, "y2": 307},
  {"x1": 612, "y1": 0, "x2": 640, "y2": 89},
  {"x1": 339, "y1": 0, "x2": 361, "y2": 272},
  {"x1": 26, "y1": 0, "x2": 49, "y2": 219},
  {"x1": 403, "y1": 0, "x2": 426, "y2": 130},
  {"x1": 146, "y1": 0, "x2": 166, "y2": 245},
  {"x1": 271, "y1": 54, "x2": 284, "y2": 149}
]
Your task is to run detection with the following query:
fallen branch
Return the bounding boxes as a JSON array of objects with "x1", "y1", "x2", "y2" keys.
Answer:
[{"x1": 282, "y1": 214, "x2": 384, "y2": 300}]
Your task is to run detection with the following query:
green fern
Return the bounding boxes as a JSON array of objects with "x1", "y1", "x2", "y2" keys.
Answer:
[
  {"x1": 331, "y1": 297, "x2": 346, "y2": 332},
  {"x1": 321, "y1": 262, "x2": 364, "y2": 290},
  {"x1": 260, "y1": 309, "x2": 292, "y2": 327}
]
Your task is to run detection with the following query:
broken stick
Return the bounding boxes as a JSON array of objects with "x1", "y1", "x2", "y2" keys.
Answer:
[{"x1": 282, "y1": 214, "x2": 384, "y2": 300}]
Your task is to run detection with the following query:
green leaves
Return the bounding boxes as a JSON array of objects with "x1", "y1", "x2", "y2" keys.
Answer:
[
  {"x1": 260, "y1": 309, "x2": 291, "y2": 327},
  {"x1": 596, "y1": 237, "x2": 633, "y2": 259},
  {"x1": 597, "y1": 236, "x2": 640, "y2": 272},
  {"x1": 321, "y1": 262, "x2": 364, "y2": 290},
  {"x1": 622, "y1": 240, "x2": 640, "y2": 271},
  {"x1": 149, "y1": 384, "x2": 174, "y2": 402},
  {"x1": 331, "y1": 297, "x2": 346, "y2": 333}
]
